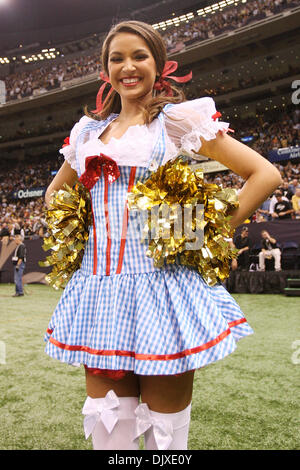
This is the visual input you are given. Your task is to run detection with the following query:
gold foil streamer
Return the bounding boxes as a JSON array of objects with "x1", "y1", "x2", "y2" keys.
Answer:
[
  {"x1": 127, "y1": 156, "x2": 239, "y2": 287},
  {"x1": 39, "y1": 182, "x2": 92, "y2": 289}
]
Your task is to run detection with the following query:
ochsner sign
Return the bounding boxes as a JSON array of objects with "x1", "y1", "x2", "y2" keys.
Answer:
[
  {"x1": 268, "y1": 146, "x2": 300, "y2": 163},
  {"x1": 11, "y1": 187, "x2": 46, "y2": 199}
]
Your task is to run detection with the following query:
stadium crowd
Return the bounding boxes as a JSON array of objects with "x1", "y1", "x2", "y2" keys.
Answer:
[
  {"x1": 0, "y1": 158, "x2": 299, "y2": 242},
  {"x1": 0, "y1": 108, "x2": 299, "y2": 240},
  {"x1": 2, "y1": 90, "x2": 300, "y2": 146},
  {"x1": 226, "y1": 107, "x2": 300, "y2": 160},
  {"x1": 5, "y1": 54, "x2": 101, "y2": 103},
  {"x1": 0, "y1": 156, "x2": 60, "y2": 240},
  {"x1": 162, "y1": 0, "x2": 297, "y2": 53},
  {"x1": 184, "y1": 64, "x2": 300, "y2": 102},
  {"x1": 2, "y1": 0, "x2": 297, "y2": 103}
]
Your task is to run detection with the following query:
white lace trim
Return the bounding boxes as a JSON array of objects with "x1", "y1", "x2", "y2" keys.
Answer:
[
  {"x1": 97, "y1": 123, "x2": 153, "y2": 161},
  {"x1": 58, "y1": 99, "x2": 230, "y2": 173},
  {"x1": 78, "y1": 121, "x2": 157, "y2": 174},
  {"x1": 59, "y1": 115, "x2": 94, "y2": 172},
  {"x1": 181, "y1": 120, "x2": 230, "y2": 154},
  {"x1": 59, "y1": 145, "x2": 77, "y2": 171}
]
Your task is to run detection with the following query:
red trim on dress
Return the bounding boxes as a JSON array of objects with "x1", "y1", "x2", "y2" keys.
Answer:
[
  {"x1": 47, "y1": 318, "x2": 247, "y2": 361},
  {"x1": 84, "y1": 365, "x2": 128, "y2": 380},
  {"x1": 90, "y1": 193, "x2": 98, "y2": 275},
  {"x1": 104, "y1": 174, "x2": 111, "y2": 276},
  {"x1": 229, "y1": 318, "x2": 246, "y2": 328},
  {"x1": 116, "y1": 167, "x2": 137, "y2": 275}
]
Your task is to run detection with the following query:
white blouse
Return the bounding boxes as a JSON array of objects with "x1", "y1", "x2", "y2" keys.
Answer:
[{"x1": 59, "y1": 97, "x2": 230, "y2": 175}]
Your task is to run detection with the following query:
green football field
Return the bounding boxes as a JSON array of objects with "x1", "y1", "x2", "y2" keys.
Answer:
[{"x1": 0, "y1": 284, "x2": 299, "y2": 450}]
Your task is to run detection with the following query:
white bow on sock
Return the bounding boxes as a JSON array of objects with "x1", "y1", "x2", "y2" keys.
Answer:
[
  {"x1": 134, "y1": 402, "x2": 192, "y2": 450},
  {"x1": 82, "y1": 390, "x2": 140, "y2": 450}
]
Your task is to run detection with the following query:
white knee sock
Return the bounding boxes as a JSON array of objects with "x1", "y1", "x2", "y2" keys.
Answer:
[
  {"x1": 134, "y1": 402, "x2": 192, "y2": 450},
  {"x1": 82, "y1": 390, "x2": 140, "y2": 450}
]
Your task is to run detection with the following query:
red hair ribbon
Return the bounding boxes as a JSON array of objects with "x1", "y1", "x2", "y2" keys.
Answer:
[
  {"x1": 93, "y1": 61, "x2": 191, "y2": 110},
  {"x1": 153, "y1": 61, "x2": 192, "y2": 97},
  {"x1": 62, "y1": 136, "x2": 70, "y2": 147},
  {"x1": 79, "y1": 154, "x2": 120, "y2": 190},
  {"x1": 92, "y1": 71, "x2": 114, "y2": 114}
]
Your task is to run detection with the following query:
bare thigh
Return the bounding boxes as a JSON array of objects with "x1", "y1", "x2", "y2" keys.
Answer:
[
  {"x1": 85, "y1": 369, "x2": 195, "y2": 413},
  {"x1": 85, "y1": 370, "x2": 140, "y2": 398},
  {"x1": 139, "y1": 370, "x2": 195, "y2": 413}
]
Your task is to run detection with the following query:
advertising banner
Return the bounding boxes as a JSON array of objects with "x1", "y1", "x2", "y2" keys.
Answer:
[
  {"x1": 9, "y1": 187, "x2": 46, "y2": 200},
  {"x1": 268, "y1": 146, "x2": 300, "y2": 163}
]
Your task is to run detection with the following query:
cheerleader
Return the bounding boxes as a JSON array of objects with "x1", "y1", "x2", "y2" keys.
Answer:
[{"x1": 44, "y1": 20, "x2": 282, "y2": 450}]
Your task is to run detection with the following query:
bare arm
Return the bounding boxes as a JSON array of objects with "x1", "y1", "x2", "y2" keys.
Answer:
[
  {"x1": 279, "y1": 209, "x2": 294, "y2": 216},
  {"x1": 291, "y1": 196, "x2": 299, "y2": 212},
  {"x1": 197, "y1": 133, "x2": 282, "y2": 229},
  {"x1": 45, "y1": 161, "x2": 78, "y2": 208},
  {"x1": 239, "y1": 246, "x2": 249, "y2": 253}
]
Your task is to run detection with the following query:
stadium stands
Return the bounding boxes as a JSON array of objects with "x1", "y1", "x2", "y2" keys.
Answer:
[{"x1": 1, "y1": 0, "x2": 298, "y2": 103}]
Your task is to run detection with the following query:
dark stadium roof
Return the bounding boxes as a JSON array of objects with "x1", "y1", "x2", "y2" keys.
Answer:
[
  {"x1": 0, "y1": 0, "x2": 207, "y2": 51},
  {"x1": 0, "y1": 0, "x2": 156, "y2": 32}
]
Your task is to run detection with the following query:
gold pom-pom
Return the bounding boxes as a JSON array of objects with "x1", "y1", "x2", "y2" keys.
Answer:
[
  {"x1": 39, "y1": 182, "x2": 92, "y2": 289},
  {"x1": 127, "y1": 155, "x2": 239, "y2": 286}
]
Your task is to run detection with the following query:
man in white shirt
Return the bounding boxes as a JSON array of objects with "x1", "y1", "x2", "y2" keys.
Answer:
[{"x1": 258, "y1": 230, "x2": 281, "y2": 272}]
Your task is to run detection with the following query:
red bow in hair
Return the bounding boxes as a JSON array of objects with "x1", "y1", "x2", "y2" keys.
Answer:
[
  {"x1": 93, "y1": 60, "x2": 192, "y2": 111},
  {"x1": 153, "y1": 61, "x2": 192, "y2": 97},
  {"x1": 92, "y1": 72, "x2": 114, "y2": 114},
  {"x1": 79, "y1": 154, "x2": 120, "y2": 190}
]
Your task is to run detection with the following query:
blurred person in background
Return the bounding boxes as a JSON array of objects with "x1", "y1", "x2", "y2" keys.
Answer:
[
  {"x1": 233, "y1": 226, "x2": 252, "y2": 271},
  {"x1": 0, "y1": 222, "x2": 10, "y2": 245},
  {"x1": 271, "y1": 190, "x2": 294, "y2": 219},
  {"x1": 258, "y1": 230, "x2": 281, "y2": 272},
  {"x1": 269, "y1": 187, "x2": 289, "y2": 215},
  {"x1": 288, "y1": 178, "x2": 299, "y2": 196},
  {"x1": 0, "y1": 222, "x2": 10, "y2": 238},
  {"x1": 255, "y1": 196, "x2": 272, "y2": 222},
  {"x1": 291, "y1": 186, "x2": 300, "y2": 219},
  {"x1": 279, "y1": 181, "x2": 294, "y2": 200},
  {"x1": 12, "y1": 234, "x2": 26, "y2": 297}
]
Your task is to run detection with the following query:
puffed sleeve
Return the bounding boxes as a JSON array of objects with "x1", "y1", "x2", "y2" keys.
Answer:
[
  {"x1": 164, "y1": 97, "x2": 232, "y2": 155},
  {"x1": 59, "y1": 115, "x2": 92, "y2": 171}
]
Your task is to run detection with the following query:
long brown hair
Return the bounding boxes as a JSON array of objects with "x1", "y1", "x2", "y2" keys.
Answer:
[{"x1": 84, "y1": 20, "x2": 186, "y2": 124}]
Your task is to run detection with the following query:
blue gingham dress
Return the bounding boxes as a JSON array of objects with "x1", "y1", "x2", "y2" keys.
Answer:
[{"x1": 44, "y1": 108, "x2": 253, "y2": 375}]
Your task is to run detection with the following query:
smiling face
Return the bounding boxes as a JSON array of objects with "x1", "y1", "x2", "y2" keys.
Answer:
[{"x1": 107, "y1": 32, "x2": 157, "y2": 106}]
